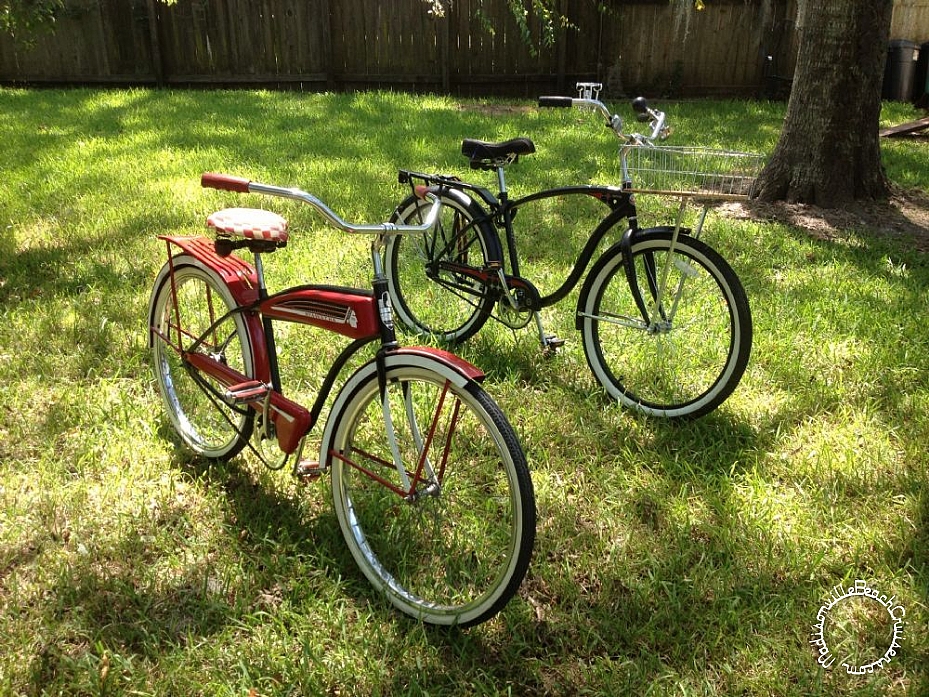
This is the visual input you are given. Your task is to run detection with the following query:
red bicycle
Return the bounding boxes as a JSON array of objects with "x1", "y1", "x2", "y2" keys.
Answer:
[{"x1": 147, "y1": 173, "x2": 535, "y2": 627}]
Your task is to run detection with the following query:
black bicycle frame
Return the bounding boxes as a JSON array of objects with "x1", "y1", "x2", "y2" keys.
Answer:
[
  {"x1": 400, "y1": 170, "x2": 687, "y2": 326},
  {"x1": 402, "y1": 171, "x2": 641, "y2": 311},
  {"x1": 503, "y1": 186, "x2": 637, "y2": 308}
]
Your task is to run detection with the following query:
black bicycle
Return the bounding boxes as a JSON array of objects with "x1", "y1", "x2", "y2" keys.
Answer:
[{"x1": 386, "y1": 84, "x2": 762, "y2": 419}]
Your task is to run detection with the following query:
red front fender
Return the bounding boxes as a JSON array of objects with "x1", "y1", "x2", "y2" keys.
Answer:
[{"x1": 390, "y1": 346, "x2": 485, "y2": 384}]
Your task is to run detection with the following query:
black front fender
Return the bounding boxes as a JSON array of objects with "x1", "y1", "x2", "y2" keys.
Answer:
[{"x1": 574, "y1": 225, "x2": 692, "y2": 331}]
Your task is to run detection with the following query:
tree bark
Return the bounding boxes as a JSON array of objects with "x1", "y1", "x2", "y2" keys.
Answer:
[{"x1": 754, "y1": 0, "x2": 894, "y2": 207}]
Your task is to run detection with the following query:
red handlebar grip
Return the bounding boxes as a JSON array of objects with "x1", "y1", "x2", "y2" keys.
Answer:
[{"x1": 201, "y1": 172, "x2": 251, "y2": 193}]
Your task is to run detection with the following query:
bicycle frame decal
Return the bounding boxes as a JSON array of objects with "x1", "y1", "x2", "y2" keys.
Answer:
[{"x1": 261, "y1": 287, "x2": 380, "y2": 340}]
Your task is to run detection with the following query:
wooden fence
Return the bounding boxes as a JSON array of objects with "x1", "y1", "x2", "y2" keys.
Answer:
[
  {"x1": 0, "y1": 0, "x2": 926, "y2": 97},
  {"x1": 892, "y1": 0, "x2": 929, "y2": 44}
]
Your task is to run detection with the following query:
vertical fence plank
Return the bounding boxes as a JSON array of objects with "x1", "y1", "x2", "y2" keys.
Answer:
[{"x1": 146, "y1": 0, "x2": 164, "y2": 85}]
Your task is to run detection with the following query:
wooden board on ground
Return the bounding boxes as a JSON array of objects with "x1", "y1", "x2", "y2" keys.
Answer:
[{"x1": 880, "y1": 117, "x2": 929, "y2": 138}]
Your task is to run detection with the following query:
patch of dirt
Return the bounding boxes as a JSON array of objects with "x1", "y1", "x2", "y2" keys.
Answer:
[
  {"x1": 719, "y1": 187, "x2": 929, "y2": 251},
  {"x1": 456, "y1": 103, "x2": 534, "y2": 116}
]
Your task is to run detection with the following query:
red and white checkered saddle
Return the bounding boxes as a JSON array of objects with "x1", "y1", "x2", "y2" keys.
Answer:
[{"x1": 207, "y1": 208, "x2": 289, "y2": 243}]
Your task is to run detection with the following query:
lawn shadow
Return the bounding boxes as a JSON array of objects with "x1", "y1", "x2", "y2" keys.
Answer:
[
  {"x1": 455, "y1": 328, "x2": 766, "y2": 477},
  {"x1": 169, "y1": 447, "x2": 364, "y2": 597},
  {"x1": 376, "y1": 560, "x2": 819, "y2": 694},
  {"x1": 22, "y1": 438, "x2": 364, "y2": 690}
]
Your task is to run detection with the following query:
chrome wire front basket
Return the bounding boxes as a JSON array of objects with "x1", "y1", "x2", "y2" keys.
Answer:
[{"x1": 624, "y1": 145, "x2": 765, "y2": 200}]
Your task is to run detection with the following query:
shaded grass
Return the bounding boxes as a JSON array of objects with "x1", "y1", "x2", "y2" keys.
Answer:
[{"x1": 0, "y1": 87, "x2": 927, "y2": 695}]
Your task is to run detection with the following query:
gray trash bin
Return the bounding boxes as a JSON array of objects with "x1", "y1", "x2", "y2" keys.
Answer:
[{"x1": 882, "y1": 39, "x2": 920, "y2": 101}]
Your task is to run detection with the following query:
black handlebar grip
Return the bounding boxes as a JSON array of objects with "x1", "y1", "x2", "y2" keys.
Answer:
[
  {"x1": 631, "y1": 96, "x2": 651, "y2": 122},
  {"x1": 201, "y1": 172, "x2": 251, "y2": 193},
  {"x1": 538, "y1": 96, "x2": 574, "y2": 108}
]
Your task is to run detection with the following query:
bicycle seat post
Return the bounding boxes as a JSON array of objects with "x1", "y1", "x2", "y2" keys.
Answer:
[
  {"x1": 494, "y1": 163, "x2": 522, "y2": 280},
  {"x1": 252, "y1": 249, "x2": 269, "y2": 295},
  {"x1": 495, "y1": 165, "x2": 508, "y2": 200}
]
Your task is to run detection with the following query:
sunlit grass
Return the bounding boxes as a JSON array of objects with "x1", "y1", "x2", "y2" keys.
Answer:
[{"x1": 0, "y1": 87, "x2": 927, "y2": 695}]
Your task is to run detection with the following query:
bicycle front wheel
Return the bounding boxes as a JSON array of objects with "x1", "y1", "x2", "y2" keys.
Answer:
[
  {"x1": 579, "y1": 232, "x2": 751, "y2": 418},
  {"x1": 325, "y1": 360, "x2": 535, "y2": 627},
  {"x1": 149, "y1": 257, "x2": 255, "y2": 459},
  {"x1": 386, "y1": 189, "x2": 499, "y2": 344}
]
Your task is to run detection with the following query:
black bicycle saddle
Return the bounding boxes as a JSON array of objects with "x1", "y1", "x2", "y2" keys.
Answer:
[{"x1": 461, "y1": 137, "x2": 536, "y2": 170}]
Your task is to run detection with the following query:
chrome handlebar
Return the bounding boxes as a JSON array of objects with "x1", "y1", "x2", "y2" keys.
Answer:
[
  {"x1": 201, "y1": 173, "x2": 443, "y2": 236},
  {"x1": 537, "y1": 92, "x2": 670, "y2": 144}
]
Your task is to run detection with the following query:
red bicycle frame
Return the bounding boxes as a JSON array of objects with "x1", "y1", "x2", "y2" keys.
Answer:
[{"x1": 153, "y1": 233, "x2": 484, "y2": 461}]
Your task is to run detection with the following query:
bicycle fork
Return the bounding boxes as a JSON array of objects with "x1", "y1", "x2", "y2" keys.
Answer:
[
  {"x1": 373, "y1": 238, "x2": 452, "y2": 502},
  {"x1": 380, "y1": 378, "x2": 452, "y2": 501},
  {"x1": 622, "y1": 200, "x2": 702, "y2": 330}
]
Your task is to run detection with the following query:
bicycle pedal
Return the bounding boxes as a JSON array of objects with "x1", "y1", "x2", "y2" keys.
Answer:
[
  {"x1": 295, "y1": 459, "x2": 325, "y2": 482},
  {"x1": 224, "y1": 380, "x2": 269, "y2": 404},
  {"x1": 541, "y1": 334, "x2": 566, "y2": 352}
]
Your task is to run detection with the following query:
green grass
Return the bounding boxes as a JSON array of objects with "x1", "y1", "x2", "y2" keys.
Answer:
[{"x1": 1, "y1": 87, "x2": 928, "y2": 695}]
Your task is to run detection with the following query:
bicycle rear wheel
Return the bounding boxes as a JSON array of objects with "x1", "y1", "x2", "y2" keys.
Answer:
[
  {"x1": 579, "y1": 231, "x2": 751, "y2": 418},
  {"x1": 325, "y1": 360, "x2": 535, "y2": 627},
  {"x1": 386, "y1": 189, "x2": 499, "y2": 344},
  {"x1": 149, "y1": 257, "x2": 255, "y2": 459}
]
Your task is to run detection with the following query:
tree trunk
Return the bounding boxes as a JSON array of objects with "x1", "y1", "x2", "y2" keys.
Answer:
[{"x1": 754, "y1": 0, "x2": 894, "y2": 207}]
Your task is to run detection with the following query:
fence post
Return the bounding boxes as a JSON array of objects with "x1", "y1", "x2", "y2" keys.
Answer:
[
  {"x1": 441, "y1": 10, "x2": 450, "y2": 92},
  {"x1": 145, "y1": 0, "x2": 164, "y2": 86}
]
